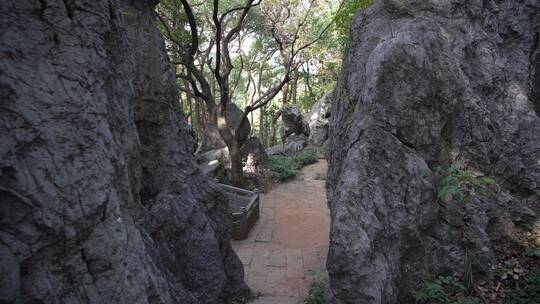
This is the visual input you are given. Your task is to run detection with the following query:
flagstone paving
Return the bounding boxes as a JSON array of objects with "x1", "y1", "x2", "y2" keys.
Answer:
[{"x1": 232, "y1": 160, "x2": 330, "y2": 304}]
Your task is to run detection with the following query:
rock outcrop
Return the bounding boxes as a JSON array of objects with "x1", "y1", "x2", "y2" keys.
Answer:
[
  {"x1": 267, "y1": 134, "x2": 308, "y2": 156},
  {"x1": 327, "y1": 0, "x2": 540, "y2": 303},
  {"x1": 306, "y1": 94, "x2": 331, "y2": 147},
  {"x1": 279, "y1": 105, "x2": 309, "y2": 143},
  {"x1": 0, "y1": 1, "x2": 248, "y2": 303},
  {"x1": 196, "y1": 136, "x2": 267, "y2": 179},
  {"x1": 241, "y1": 137, "x2": 268, "y2": 173},
  {"x1": 267, "y1": 105, "x2": 310, "y2": 156}
]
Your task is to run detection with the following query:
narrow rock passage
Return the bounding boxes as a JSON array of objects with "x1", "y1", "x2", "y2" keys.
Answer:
[{"x1": 232, "y1": 160, "x2": 330, "y2": 304}]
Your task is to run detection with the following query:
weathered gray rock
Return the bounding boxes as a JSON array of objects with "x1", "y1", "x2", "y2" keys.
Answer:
[
  {"x1": 267, "y1": 134, "x2": 308, "y2": 156},
  {"x1": 197, "y1": 147, "x2": 231, "y2": 167},
  {"x1": 196, "y1": 147, "x2": 232, "y2": 183},
  {"x1": 196, "y1": 136, "x2": 266, "y2": 179},
  {"x1": 280, "y1": 105, "x2": 309, "y2": 142},
  {"x1": 241, "y1": 137, "x2": 268, "y2": 173},
  {"x1": 306, "y1": 94, "x2": 332, "y2": 147},
  {"x1": 198, "y1": 104, "x2": 251, "y2": 153},
  {"x1": 0, "y1": 1, "x2": 248, "y2": 303},
  {"x1": 327, "y1": 0, "x2": 540, "y2": 303}
]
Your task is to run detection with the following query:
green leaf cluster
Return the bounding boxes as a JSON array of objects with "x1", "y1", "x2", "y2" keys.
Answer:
[
  {"x1": 412, "y1": 276, "x2": 479, "y2": 304},
  {"x1": 304, "y1": 281, "x2": 324, "y2": 304},
  {"x1": 334, "y1": 0, "x2": 375, "y2": 44},
  {"x1": 436, "y1": 165, "x2": 495, "y2": 203},
  {"x1": 413, "y1": 278, "x2": 452, "y2": 303},
  {"x1": 510, "y1": 269, "x2": 540, "y2": 304},
  {"x1": 267, "y1": 149, "x2": 317, "y2": 181}
]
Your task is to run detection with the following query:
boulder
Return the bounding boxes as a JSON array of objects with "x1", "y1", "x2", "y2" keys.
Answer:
[
  {"x1": 198, "y1": 104, "x2": 251, "y2": 153},
  {"x1": 241, "y1": 137, "x2": 268, "y2": 173},
  {"x1": 0, "y1": 1, "x2": 248, "y2": 303},
  {"x1": 326, "y1": 1, "x2": 540, "y2": 303},
  {"x1": 306, "y1": 94, "x2": 332, "y2": 147},
  {"x1": 279, "y1": 105, "x2": 308, "y2": 142},
  {"x1": 197, "y1": 147, "x2": 231, "y2": 167},
  {"x1": 267, "y1": 134, "x2": 308, "y2": 156},
  {"x1": 196, "y1": 137, "x2": 267, "y2": 177}
]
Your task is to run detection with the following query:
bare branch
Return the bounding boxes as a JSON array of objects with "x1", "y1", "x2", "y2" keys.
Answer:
[
  {"x1": 220, "y1": 0, "x2": 261, "y2": 23},
  {"x1": 155, "y1": 11, "x2": 188, "y2": 55},
  {"x1": 179, "y1": 0, "x2": 199, "y2": 56}
]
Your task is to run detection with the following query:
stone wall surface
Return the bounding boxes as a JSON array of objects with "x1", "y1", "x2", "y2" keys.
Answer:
[
  {"x1": 327, "y1": 0, "x2": 540, "y2": 303},
  {"x1": 0, "y1": 0, "x2": 247, "y2": 303},
  {"x1": 306, "y1": 93, "x2": 331, "y2": 147}
]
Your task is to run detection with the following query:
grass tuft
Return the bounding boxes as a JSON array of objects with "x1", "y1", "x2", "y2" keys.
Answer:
[{"x1": 267, "y1": 149, "x2": 317, "y2": 181}]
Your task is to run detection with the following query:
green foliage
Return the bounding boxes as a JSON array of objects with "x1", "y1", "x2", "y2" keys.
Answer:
[
  {"x1": 463, "y1": 251, "x2": 473, "y2": 291},
  {"x1": 334, "y1": 0, "x2": 375, "y2": 44},
  {"x1": 225, "y1": 296, "x2": 246, "y2": 304},
  {"x1": 413, "y1": 278, "x2": 453, "y2": 303},
  {"x1": 458, "y1": 298, "x2": 480, "y2": 304},
  {"x1": 412, "y1": 276, "x2": 479, "y2": 304},
  {"x1": 157, "y1": 0, "x2": 347, "y2": 151},
  {"x1": 304, "y1": 281, "x2": 324, "y2": 304},
  {"x1": 510, "y1": 270, "x2": 540, "y2": 304},
  {"x1": 525, "y1": 248, "x2": 540, "y2": 258},
  {"x1": 267, "y1": 149, "x2": 317, "y2": 181},
  {"x1": 435, "y1": 165, "x2": 495, "y2": 203}
]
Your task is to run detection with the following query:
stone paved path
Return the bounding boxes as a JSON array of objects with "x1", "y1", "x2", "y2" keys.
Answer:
[{"x1": 232, "y1": 160, "x2": 330, "y2": 304}]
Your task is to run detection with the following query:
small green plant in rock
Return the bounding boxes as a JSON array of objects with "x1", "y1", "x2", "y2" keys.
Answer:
[
  {"x1": 458, "y1": 297, "x2": 480, "y2": 304},
  {"x1": 304, "y1": 266, "x2": 327, "y2": 304},
  {"x1": 304, "y1": 281, "x2": 324, "y2": 304},
  {"x1": 412, "y1": 276, "x2": 470, "y2": 304},
  {"x1": 525, "y1": 247, "x2": 540, "y2": 259},
  {"x1": 413, "y1": 278, "x2": 452, "y2": 303},
  {"x1": 226, "y1": 297, "x2": 246, "y2": 304},
  {"x1": 509, "y1": 269, "x2": 540, "y2": 304},
  {"x1": 463, "y1": 250, "x2": 473, "y2": 291},
  {"x1": 267, "y1": 149, "x2": 317, "y2": 181},
  {"x1": 435, "y1": 165, "x2": 495, "y2": 203}
]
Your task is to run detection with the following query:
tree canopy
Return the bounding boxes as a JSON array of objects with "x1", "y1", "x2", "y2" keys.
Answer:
[{"x1": 155, "y1": 0, "x2": 373, "y2": 185}]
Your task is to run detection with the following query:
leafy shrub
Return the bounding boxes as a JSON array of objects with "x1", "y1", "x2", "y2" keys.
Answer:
[
  {"x1": 510, "y1": 269, "x2": 540, "y2": 304},
  {"x1": 304, "y1": 281, "x2": 324, "y2": 304},
  {"x1": 458, "y1": 298, "x2": 480, "y2": 304},
  {"x1": 267, "y1": 149, "x2": 317, "y2": 181},
  {"x1": 413, "y1": 276, "x2": 465, "y2": 303},
  {"x1": 525, "y1": 248, "x2": 540, "y2": 258},
  {"x1": 334, "y1": 0, "x2": 374, "y2": 44},
  {"x1": 413, "y1": 279, "x2": 452, "y2": 303},
  {"x1": 412, "y1": 276, "x2": 481, "y2": 304},
  {"x1": 435, "y1": 165, "x2": 495, "y2": 203}
]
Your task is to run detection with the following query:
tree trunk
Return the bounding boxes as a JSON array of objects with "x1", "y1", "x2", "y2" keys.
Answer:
[
  {"x1": 256, "y1": 64, "x2": 265, "y2": 144},
  {"x1": 281, "y1": 82, "x2": 289, "y2": 105},
  {"x1": 259, "y1": 106, "x2": 266, "y2": 146},
  {"x1": 194, "y1": 97, "x2": 205, "y2": 139},
  {"x1": 304, "y1": 64, "x2": 314, "y2": 99},
  {"x1": 183, "y1": 78, "x2": 194, "y2": 125},
  {"x1": 216, "y1": 104, "x2": 245, "y2": 187},
  {"x1": 250, "y1": 111, "x2": 254, "y2": 136},
  {"x1": 291, "y1": 69, "x2": 299, "y2": 104},
  {"x1": 228, "y1": 144, "x2": 244, "y2": 187},
  {"x1": 269, "y1": 110, "x2": 281, "y2": 146}
]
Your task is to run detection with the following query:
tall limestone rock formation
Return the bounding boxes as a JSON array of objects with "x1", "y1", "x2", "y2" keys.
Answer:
[
  {"x1": 0, "y1": 0, "x2": 248, "y2": 303},
  {"x1": 327, "y1": 0, "x2": 540, "y2": 303}
]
